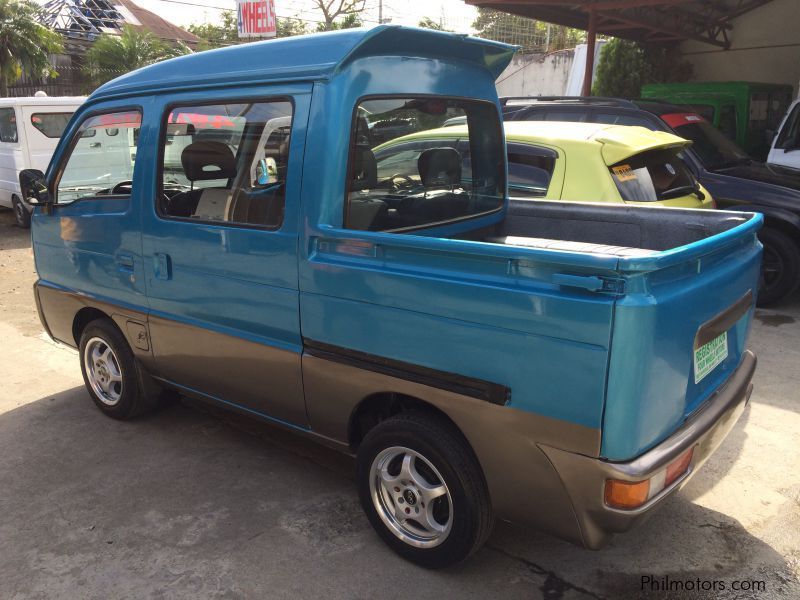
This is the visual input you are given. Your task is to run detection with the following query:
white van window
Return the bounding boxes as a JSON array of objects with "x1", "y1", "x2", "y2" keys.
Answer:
[
  {"x1": 0, "y1": 108, "x2": 18, "y2": 143},
  {"x1": 159, "y1": 101, "x2": 293, "y2": 229},
  {"x1": 31, "y1": 113, "x2": 74, "y2": 138},
  {"x1": 56, "y1": 111, "x2": 141, "y2": 204}
]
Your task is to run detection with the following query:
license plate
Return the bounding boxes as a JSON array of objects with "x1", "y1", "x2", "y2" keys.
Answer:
[{"x1": 694, "y1": 331, "x2": 728, "y2": 384}]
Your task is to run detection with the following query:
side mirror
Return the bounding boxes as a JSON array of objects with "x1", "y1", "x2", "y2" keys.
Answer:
[{"x1": 19, "y1": 169, "x2": 50, "y2": 205}]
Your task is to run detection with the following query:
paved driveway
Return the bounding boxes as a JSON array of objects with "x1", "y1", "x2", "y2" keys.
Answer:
[{"x1": 1, "y1": 209, "x2": 798, "y2": 599}]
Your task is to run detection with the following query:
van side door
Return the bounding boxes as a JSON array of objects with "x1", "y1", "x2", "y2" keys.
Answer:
[
  {"x1": 32, "y1": 102, "x2": 148, "y2": 332},
  {"x1": 140, "y1": 86, "x2": 310, "y2": 427}
]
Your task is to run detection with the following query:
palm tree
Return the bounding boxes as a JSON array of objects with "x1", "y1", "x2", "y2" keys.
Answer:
[
  {"x1": 84, "y1": 25, "x2": 191, "y2": 89},
  {"x1": 0, "y1": 0, "x2": 63, "y2": 96}
]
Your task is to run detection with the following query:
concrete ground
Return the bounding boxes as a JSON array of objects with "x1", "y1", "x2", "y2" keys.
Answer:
[{"x1": 0, "y1": 207, "x2": 798, "y2": 600}]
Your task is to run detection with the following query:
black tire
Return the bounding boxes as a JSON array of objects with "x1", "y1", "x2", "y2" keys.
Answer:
[
  {"x1": 356, "y1": 411, "x2": 493, "y2": 568},
  {"x1": 78, "y1": 319, "x2": 159, "y2": 419},
  {"x1": 757, "y1": 227, "x2": 800, "y2": 306},
  {"x1": 11, "y1": 196, "x2": 30, "y2": 229}
]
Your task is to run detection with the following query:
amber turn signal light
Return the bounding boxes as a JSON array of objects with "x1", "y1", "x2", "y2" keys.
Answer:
[{"x1": 604, "y1": 479, "x2": 650, "y2": 510}]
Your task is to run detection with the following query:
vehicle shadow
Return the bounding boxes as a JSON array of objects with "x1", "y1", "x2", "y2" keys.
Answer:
[{"x1": 1, "y1": 387, "x2": 796, "y2": 599}]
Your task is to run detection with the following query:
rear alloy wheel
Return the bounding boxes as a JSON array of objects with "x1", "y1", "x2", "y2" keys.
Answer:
[
  {"x1": 757, "y1": 227, "x2": 799, "y2": 306},
  {"x1": 356, "y1": 412, "x2": 493, "y2": 568},
  {"x1": 11, "y1": 196, "x2": 30, "y2": 229}
]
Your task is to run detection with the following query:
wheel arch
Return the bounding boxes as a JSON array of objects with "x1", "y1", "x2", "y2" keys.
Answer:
[
  {"x1": 72, "y1": 306, "x2": 113, "y2": 346},
  {"x1": 348, "y1": 391, "x2": 473, "y2": 454},
  {"x1": 727, "y1": 205, "x2": 800, "y2": 244}
]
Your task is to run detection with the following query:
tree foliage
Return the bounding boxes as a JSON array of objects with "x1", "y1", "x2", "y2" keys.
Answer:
[
  {"x1": 188, "y1": 12, "x2": 308, "y2": 49},
  {"x1": 315, "y1": 12, "x2": 361, "y2": 32},
  {"x1": 472, "y1": 8, "x2": 583, "y2": 52},
  {"x1": 0, "y1": 0, "x2": 63, "y2": 96},
  {"x1": 592, "y1": 37, "x2": 693, "y2": 98},
  {"x1": 418, "y1": 17, "x2": 447, "y2": 31},
  {"x1": 84, "y1": 25, "x2": 191, "y2": 88}
]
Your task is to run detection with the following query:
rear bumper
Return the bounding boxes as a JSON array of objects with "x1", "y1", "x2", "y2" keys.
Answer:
[{"x1": 541, "y1": 349, "x2": 756, "y2": 549}]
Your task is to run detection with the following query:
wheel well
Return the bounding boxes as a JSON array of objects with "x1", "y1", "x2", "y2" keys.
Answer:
[
  {"x1": 72, "y1": 307, "x2": 111, "y2": 346},
  {"x1": 348, "y1": 392, "x2": 466, "y2": 450},
  {"x1": 761, "y1": 217, "x2": 800, "y2": 247}
]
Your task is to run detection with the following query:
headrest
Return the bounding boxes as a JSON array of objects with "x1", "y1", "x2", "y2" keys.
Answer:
[
  {"x1": 181, "y1": 141, "x2": 237, "y2": 182},
  {"x1": 351, "y1": 146, "x2": 377, "y2": 191},
  {"x1": 418, "y1": 147, "x2": 462, "y2": 187}
]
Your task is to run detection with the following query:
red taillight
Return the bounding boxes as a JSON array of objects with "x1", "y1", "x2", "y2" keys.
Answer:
[{"x1": 665, "y1": 447, "x2": 694, "y2": 487}]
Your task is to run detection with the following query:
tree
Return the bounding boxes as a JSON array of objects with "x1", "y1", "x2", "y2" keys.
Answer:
[
  {"x1": 0, "y1": 0, "x2": 63, "y2": 96},
  {"x1": 418, "y1": 17, "x2": 447, "y2": 31},
  {"x1": 472, "y1": 8, "x2": 583, "y2": 52},
  {"x1": 188, "y1": 12, "x2": 308, "y2": 48},
  {"x1": 592, "y1": 37, "x2": 692, "y2": 98},
  {"x1": 84, "y1": 25, "x2": 191, "y2": 88},
  {"x1": 312, "y1": 0, "x2": 365, "y2": 31}
]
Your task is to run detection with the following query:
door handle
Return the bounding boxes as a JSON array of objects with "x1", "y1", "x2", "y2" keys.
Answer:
[
  {"x1": 153, "y1": 253, "x2": 172, "y2": 280},
  {"x1": 89, "y1": 142, "x2": 101, "y2": 148},
  {"x1": 116, "y1": 253, "x2": 135, "y2": 273}
]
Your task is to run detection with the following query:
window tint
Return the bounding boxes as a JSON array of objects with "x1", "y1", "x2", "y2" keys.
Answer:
[
  {"x1": 776, "y1": 104, "x2": 800, "y2": 150},
  {"x1": 345, "y1": 97, "x2": 504, "y2": 232},
  {"x1": 593, "y1": 112, "x2": 651, "y2": 127},
  {"x1": 159, "y1": 101, "x2": 293, "y2": 229},
  {"x1": 56, "y1": 111, "x2": 141, "y2": 204},
  {"x1": 544, "y1": 110, "x2": 586, "y2": 122},
  {"x1": 718, "y1": 104, "x2": 737, "y2": 140},
  {"x1": 673, "y1": 120, "x2": 750, "y2": 169},
  {"x1": 507, "y1": 143, "x2": 556, "y2": 198},
  {"x1": 0, "y1": 108, "x2": 18, "y2": 143},
  {"x1": 609, "y1": 148, "x2": 699, "y2": 202},
  {"x1": 31, "y1": 112, "x2": 74, "y2": 138}
]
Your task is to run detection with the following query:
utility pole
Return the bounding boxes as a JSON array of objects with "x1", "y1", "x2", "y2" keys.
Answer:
[{"x1": 378, "y1": 0, "x2": 383, "y2": 24}]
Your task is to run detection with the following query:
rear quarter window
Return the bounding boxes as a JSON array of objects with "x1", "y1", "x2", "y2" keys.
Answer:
[{"x1": 31, "y1": 113, "x2": 74, "y2": 138}]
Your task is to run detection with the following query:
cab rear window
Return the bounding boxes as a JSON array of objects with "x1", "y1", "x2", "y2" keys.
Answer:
[{"x1": 609, "y1": 149, "x2": 699, "y2": 202}]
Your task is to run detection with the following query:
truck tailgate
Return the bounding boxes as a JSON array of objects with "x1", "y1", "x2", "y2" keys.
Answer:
[{"x1": 601, "y1": 212, "x2": 762, "y2": 460}]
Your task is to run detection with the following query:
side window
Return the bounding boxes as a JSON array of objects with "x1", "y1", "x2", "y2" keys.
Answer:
[
  {"x1": 31, "y1": 113, "x2": 74, "y2": 138},
  {"x1": 776, "y1": 104, "x2": 800, "y2": 149},
  {"x1": 507, "y1": 143, "x2": 557, "y2": 199},
  {"x1": 544, "y1": 110, "x2": 586, "y2": 122},
  {"x1": 0, "y1": 108, "x2": 18, "y2": 143},
  {"x1": 594, "y1": 112, "x2": 652, "y2": 128},
  {"x1": 718, "y1": 105, "x2": 737, "y2": 141},
  {"x1": 345, "y1": 97, "x2": 505, "y2": 232},
  {"x1": 159, "y1": 100, "x2": 293, "y2": 229},
  {"x1": 56, "y1": 110, "x2": 141, "y2": 204}
]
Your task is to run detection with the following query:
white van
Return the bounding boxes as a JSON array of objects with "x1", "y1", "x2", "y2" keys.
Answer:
[
  {"x1": 767, "y1": 98, "x2": 800, "y2": 172},
  {"x1": 0, "y1": 96, "x2": 85, "y2": 227}
]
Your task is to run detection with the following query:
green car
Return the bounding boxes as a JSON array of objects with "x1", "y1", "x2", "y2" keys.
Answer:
[
  {"x1": 641, "y1": 81, "x2": 793, "y2": 160},
  {"x1": 374, "y1": 121, "x2": 715, "y2": 209}
]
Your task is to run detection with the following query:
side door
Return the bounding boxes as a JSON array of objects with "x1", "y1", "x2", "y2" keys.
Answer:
[
  {"x1": 0, "y1": 106, "x2": 22, "y2": 207},
  {"x1": 141, "y1": 86, "x2": 310, "y2": 427},
  {"x1": 32, "y1": 103, "x2": 147, "y2": 313}
]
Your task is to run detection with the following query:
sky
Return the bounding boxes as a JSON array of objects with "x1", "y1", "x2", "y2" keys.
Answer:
[{"x1": 129, "y1": 0, "x2": 479, "y2": 31}]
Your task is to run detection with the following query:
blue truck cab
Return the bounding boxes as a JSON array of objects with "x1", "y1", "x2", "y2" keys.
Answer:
[{"x1": 21, "y1": 26, "x2": 761, "y2": 568}]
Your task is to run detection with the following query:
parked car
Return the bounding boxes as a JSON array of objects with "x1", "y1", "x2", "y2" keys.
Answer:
[
  {"x1": 21, "y1": 26, "x2": 761, "y2": 568},
  {"x1": 0, "y1": 96, "x2": 84, "y2": 228},
  {"x1": 504, "y1": 96, "x2": 800, "y2": 305},
  {"x1": 767, "y1": 98, "x2": 800, "y2": 172},
  {"x1": 376, "y1": 121, "x2": 714, "y2": 209},
  {"x1": 640, "y1": 81, "x2": 793, "y2": 160}
]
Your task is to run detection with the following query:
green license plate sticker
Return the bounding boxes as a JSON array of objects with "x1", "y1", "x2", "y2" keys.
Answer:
[{"x1": 694, "y1": 331, "x2": 728, "y2": 384}]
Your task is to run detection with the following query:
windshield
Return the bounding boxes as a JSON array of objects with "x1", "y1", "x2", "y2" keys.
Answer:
[
  {"x1": 672, "y1": 120, "x2": 750, "y2": 170},
  {"x1": 610, "y1": 148, "x2": 699, "y2": 202}
]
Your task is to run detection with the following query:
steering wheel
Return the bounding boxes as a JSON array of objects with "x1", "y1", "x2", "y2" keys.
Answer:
[
  {"x1": 387, "y1": 173, "x2": 416, "y2": 191},
  {"x1": 111, "y1": 180, "x2": 133, "y2": 195}
]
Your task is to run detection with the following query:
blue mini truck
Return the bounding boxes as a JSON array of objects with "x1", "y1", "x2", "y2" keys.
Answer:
[{"x1": 20, "y1": 26, "x2": 761, "y2": 568}]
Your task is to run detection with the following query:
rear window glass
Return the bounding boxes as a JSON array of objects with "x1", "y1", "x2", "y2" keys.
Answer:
[
  {"x1": 31, "y1": 112, "x2": 74, "y2": 138},
  {"x1": 507, "y1": 143, "x2": 556, "y2": 198},
  {"x1": 609, "y1": 148, "x2": 699, "y2": 202},
  {"x1": 345, "y1": 97, "x2": 505, "y2": 232}
]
